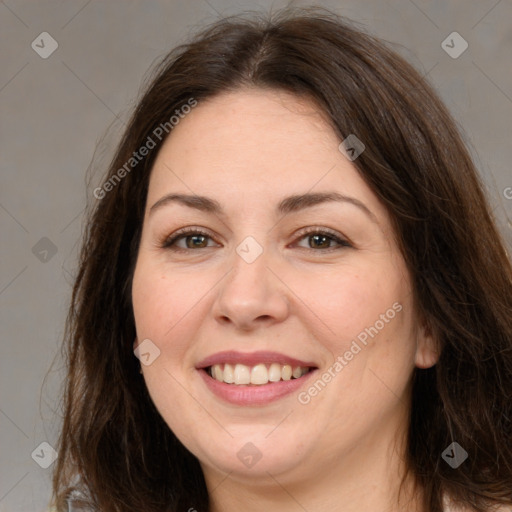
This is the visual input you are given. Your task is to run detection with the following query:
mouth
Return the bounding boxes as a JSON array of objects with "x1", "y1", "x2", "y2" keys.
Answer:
[
  {"x1": 195, "y1": 351, "x2": 319, "y2": 405},
  {"x1": 204, "y1": 363, "x2": 315, "y2": 386}
]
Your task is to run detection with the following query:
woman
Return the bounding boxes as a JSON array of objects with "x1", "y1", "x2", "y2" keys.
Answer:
[{"x1": 51, "y1": 8, "x2": 512, "y2": 512}]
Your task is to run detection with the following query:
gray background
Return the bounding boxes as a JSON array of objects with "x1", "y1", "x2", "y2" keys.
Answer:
[{"x1": 1, "y1": 1, "x2": 511, "y2": 510}]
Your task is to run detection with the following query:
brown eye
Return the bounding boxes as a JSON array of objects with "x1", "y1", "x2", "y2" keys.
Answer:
[
  {"x1": 295, "y1": 229, "x2": 351, "y2": 251},
  {"x1": 184, "y1": 234, "x2": 209, "y2": 248},
  {"x1": 308, "y1": 234, "x2": 332, "y2": 249},
  {"x1": 162, "y1": 229, "x2": 218, "y2": 250}
]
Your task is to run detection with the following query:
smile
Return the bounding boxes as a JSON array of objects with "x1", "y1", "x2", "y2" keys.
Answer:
[
  {"x1": 207, "y1": 363, "x2": 313, "y2": 385},
  {"x1": 196, "y1": 351, "x2": 319, "y2": 406}
]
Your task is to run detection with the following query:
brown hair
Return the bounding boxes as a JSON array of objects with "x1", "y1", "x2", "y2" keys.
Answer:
[{"x1": 51, "y1": 7, "x2": 512, "y2": 512}]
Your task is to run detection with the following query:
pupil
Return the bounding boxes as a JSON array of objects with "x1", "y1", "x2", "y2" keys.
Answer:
[
  {"x1": 311, "y1": 234, "x2": 329, "y2": 248},
  {"x1": 187, "y1": 235, "x2": 207, "y2": 248}
]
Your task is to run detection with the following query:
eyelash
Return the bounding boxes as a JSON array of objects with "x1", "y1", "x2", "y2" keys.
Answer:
[{"x1": 160, "y1": 226, "x2": 352, "y2": 253}]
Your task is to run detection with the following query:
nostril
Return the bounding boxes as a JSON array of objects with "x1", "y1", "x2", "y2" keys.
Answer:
[
  {"x1": 256, "y1": 314, "x2": 272, "y2": 322},
  {"x1": 217, "y1": 315, "x2": 238, "y2": 326}
]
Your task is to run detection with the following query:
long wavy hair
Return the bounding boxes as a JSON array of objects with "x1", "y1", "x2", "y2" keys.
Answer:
[{"x1": 51, "y1": 8, "x2": 512, "y2": 512}]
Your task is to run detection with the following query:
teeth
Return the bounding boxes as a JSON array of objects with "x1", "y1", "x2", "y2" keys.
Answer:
[
  {"x1": 208, "y1": 363, "x2": 310, "y2": 385},
  {"x1": 268, "y1": 363, "x2": 281, "y2": 382},
  {"x1": 234, "y1": 364, "x2": 251, "y2": 385},
  {"x1": 292, "y1": 366, "x2": 302, "y2": 378},
  {"x1": 223, "y1": 363, "x2": 234, "y2": 383},
  {"x1": 213, "y1": 364, "x2": 223, "y2": 381},
  {"x1": 250, "y1": 364, "x2": 268, "y2": 385},
  {"x1": 281, "y1": 364, "x2": 292, "y2": 380}
]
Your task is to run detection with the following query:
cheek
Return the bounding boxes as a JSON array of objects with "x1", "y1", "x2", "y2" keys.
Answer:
[
  {"x1": 132, "y1": 263, "x2": 190, "y2": 367},
  {"x1": 133, "y1": 262, "x2": 198, "y2": 337},
  {"x1": 302, "y1": 263, "x2": 403, "y2": 343},
  {"x1": 132, "y1": 259, "x2": 227, "y2": 376},
  {"x1": 132, "y1": 264, "x2": 207, "y2": 433},
  {"x1": 299, "y1": 259, "x2": 416, "y2": 395}
]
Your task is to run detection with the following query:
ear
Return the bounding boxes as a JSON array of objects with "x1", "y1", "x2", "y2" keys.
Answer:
[{"x1": 414, "y1": 321, "x2": 439, "y2": 369}]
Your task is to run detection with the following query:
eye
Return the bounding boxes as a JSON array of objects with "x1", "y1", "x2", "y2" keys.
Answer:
[
  {"x1": 160, "y1": 227, "x2": 351, "y2": 252},
  {"x1": 161, "y1": 228, "x2": 219, "y2": 250},
  {"x1": 294, "y1": 228, "x2": 351, "y2": 251}
]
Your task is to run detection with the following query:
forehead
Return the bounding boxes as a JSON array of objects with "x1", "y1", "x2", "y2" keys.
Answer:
[{"x1": 146, "y1": 89, "x2": 386, "y2": 221}]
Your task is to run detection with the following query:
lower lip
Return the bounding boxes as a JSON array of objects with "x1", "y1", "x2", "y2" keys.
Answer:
[{"x1": 198, "y1": 368, "x2": 318, "y2": 406}]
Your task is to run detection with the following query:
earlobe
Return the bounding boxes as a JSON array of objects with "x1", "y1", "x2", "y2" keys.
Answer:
[{"x1": 414, "y1": 327, "x2": 439, "y2": 369}]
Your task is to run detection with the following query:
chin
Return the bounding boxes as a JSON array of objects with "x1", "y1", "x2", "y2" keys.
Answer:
[
  {"x1": 190, "y1": 427, "x2": 311, "y2": 479},
  {"x1": 200, "y1": 446, "x2": 303, "y2": 479}
]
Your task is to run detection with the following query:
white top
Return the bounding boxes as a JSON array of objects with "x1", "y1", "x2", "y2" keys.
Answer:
[
  {"x1": 48, "y1": 494, "x2": 512, "y2": 511},
  {"x1": 444, "y1": 494, "x2": 512, "y2": 512}
]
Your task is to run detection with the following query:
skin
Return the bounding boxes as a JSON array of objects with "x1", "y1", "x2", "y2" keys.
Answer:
[{"x1": 131, "y1": 88, "x2": 438, "y2": 512}]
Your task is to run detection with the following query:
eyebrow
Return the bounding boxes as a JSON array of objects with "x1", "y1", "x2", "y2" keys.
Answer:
[{"x1": 149, "y1": 191, "x2": 377, "y2": 223}]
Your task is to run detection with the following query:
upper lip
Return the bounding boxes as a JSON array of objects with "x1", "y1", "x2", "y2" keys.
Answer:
[{"x1": 196, "y1": 350, "x2": 318, "y2": 369}]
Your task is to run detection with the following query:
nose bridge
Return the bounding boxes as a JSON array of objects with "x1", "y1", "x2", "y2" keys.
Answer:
[
  {"x1": 232, "y1": 237, "x2": 269, "y2": 289},
  {"x1": 213, "y1": 236, "x2": 289, "y2": 327}
]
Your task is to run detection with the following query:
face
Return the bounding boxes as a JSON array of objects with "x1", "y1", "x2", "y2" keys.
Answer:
[{"x1": 131, "y1": 89, "x2": 437, "y2": 488}]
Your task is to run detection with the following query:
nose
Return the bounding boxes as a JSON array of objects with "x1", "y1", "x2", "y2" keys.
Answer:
[{"x1": 212, "y1": 245, "x2": 290, "y2": 331}]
